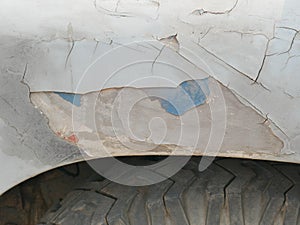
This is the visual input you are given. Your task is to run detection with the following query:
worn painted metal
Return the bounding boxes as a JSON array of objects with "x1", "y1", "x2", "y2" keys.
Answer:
[
  {"x1": 153, "y1": 79, "x2": 210, "y2": 116},
  {"x1": 55, "y1": 93, "x2": 82, "y2": 107},
  {"x1": 0, "y1": 0, "x2": 300, "y2": 194},
  {"x1": 31, "y1": 78, "x2": 284, "y2": 159}
]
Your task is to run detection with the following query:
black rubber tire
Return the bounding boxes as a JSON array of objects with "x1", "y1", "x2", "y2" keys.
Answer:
[{"x1": 38, "y1": 158, "x2": 300, "y2": 225}]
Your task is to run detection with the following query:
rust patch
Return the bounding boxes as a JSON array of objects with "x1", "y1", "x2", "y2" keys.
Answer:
[
  {"x1": 56, "y1": 132, "x2": 79, "y2": 144},
  {"x1": 66, "y1": 134, "x2": 79, "y2": 143}
]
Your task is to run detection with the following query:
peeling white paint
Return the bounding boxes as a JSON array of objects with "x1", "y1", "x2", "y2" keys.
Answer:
[
  {"x1": 0, "y1": 0, "x2": 300, "y2": 194},
  {"x1": 25, "y1": 39, "x2": 209, "y2": 92},
  {"x1": 199, "y1": 30, "x2": 269, "y2": 80}
]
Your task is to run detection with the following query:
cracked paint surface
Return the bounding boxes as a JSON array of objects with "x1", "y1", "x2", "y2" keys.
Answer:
[{"x1": 0, "y1": 0, "x2": 300, "y2": 194}]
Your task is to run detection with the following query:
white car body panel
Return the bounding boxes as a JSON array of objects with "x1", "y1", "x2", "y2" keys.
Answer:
[{"x1": 0, "y1": 0, "x2": 300, "y2": 194}]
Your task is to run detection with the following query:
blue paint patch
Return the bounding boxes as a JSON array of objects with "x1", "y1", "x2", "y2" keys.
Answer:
[
  {"x1": 55, "y1": 92, "x2": 82, "y2": 107},
  {"x1": 152, "y1": 78, "x2": 210, "y2": 116}
]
